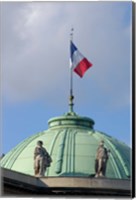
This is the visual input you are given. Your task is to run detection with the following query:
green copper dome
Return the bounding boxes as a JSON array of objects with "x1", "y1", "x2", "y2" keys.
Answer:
[{"x1": 1, "y1": 112, "x2": 131, "y2": 179}]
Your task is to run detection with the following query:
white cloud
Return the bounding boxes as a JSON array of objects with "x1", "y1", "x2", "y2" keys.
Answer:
[{"x1": 1, "y1": 2, "x2": 131, "y2": 110}]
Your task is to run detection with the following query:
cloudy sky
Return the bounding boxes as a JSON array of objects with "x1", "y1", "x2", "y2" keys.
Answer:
[{"x1": 1, "y1": 1, "x2": 132, "y2": 154}]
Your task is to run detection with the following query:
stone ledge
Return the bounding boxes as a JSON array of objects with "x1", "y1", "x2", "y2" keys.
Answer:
[{"x1": 1, "y1": 168, "x2": 131, "y2": 196}]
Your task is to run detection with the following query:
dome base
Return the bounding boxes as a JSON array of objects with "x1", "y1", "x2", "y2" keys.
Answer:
[{"x1": 2, "y1": 168, "x2": 131, "y2": 197}]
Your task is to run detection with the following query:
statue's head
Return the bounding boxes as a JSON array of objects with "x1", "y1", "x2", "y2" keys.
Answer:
[
  {"x1": 99, "y1": 140, "x2": 104, "y2": 147},
  {"x1": 37, "y1": 140, "x2": 43, "y2": 146}
]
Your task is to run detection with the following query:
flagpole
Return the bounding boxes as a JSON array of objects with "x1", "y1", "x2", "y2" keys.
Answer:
[{"x1": 69, "y1": 28, "x2": 74, "y2": 113}]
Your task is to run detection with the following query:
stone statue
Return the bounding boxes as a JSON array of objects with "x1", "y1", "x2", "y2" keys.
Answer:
[
  {"x1": 34, "y1": 140, "x2": 52, "y2": 177},
  {"x1": 95, "y1": 140, "x2": 110, "y2": 177}
]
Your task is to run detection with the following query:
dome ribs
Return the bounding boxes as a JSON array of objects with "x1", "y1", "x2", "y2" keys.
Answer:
[{"x1": 55, "y1": 130, "x2": 67, "y2": 174}]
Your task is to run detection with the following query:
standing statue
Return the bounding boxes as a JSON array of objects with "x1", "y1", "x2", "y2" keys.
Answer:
[
  {"x1": 95, "y1": 140, "x2": 110, "y2": 177},
  {"x1": 34, "y1": 140, "x2": 52, "y2": 177}
]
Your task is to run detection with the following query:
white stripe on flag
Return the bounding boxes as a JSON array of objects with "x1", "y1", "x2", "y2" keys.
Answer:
[{"x1": 70, "y1": 49, "x2": 84, "y2": 70}]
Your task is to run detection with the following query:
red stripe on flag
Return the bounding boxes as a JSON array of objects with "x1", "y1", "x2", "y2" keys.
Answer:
[{"x1": 74, "y1": 58, "x2": 93, "y2": 78}]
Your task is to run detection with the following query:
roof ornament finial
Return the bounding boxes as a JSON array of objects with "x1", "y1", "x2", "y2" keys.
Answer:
[
  {"x1": 70, "y1": 27, "x2": 74, "y2": 41},
  {"x1": 68, "y1": 27, "x2": 75, "y2": 115}
]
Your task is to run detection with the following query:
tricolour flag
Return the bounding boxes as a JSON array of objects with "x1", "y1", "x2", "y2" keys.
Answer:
[{"x1": 70, "y1": 41, "x2": 93, "y2": 78}]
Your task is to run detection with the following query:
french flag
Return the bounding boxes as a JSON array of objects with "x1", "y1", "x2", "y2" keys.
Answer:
[{"x1": 70, "y1": 41, "x2": 93, "y2": 78}]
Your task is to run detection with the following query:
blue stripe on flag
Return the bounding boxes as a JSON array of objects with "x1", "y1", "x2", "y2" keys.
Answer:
[{"x1": 70, "y1": 41, "x2": 77, "y2": 62}]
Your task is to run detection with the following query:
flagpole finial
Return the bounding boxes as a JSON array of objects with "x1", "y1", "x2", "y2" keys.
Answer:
[{"x1": 70, "y1": 27, "x2": 74, "y2": 41}]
